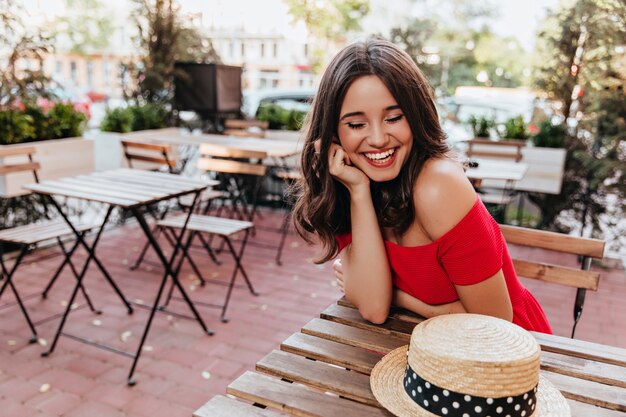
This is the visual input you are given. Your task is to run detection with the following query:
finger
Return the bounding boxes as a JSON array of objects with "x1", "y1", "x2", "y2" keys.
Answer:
[
  {"x1": 313, "y1": 139, "x2": 321, "y2": 154},
  {"x1": 332, "y1": 258, "x2": 342, "y2": 272},
  {"x1": 328, "y1": 145, "x2": 346, "y2": 175}
]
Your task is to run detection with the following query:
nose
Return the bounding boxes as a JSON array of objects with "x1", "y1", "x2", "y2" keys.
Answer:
[{"x1": 366, "y1": 122, "x2": 389, "y2": 148}]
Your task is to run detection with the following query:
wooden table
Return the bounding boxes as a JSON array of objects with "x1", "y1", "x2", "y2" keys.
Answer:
[
  {"x1": 122, "y1": 128, "x2": 303, "y2": 159},
  {"x1": 195, "y1": 298, "x2": 626, "y2": 417},
  {"x1": 465, "y1": 158, "x2": 528, "y2": 185},
  {"x1": 24, "y1": 168, "x2": 215, "y2": 385}
]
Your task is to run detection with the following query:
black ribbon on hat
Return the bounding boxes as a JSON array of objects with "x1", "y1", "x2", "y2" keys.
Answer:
[{"x1": 403, "y1": 363, "x2": 538, "y2": 417}]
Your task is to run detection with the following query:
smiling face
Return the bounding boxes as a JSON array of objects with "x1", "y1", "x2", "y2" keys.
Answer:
[{"x1": 336, "y1": 75, "x2": 413, "y2": 183}]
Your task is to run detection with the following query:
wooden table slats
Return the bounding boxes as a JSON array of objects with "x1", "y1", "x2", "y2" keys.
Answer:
[
  {"x1": 336, "y1": 297, "x2": 626, "y2": 367},
  {"x1": 93, "y1": 168, "x2": 210, "y2": 189},
  {"x1": 302, "y1": 318, "x2": 407, "y2": 353},
  {"x1": 24, "y1": 169, "x2": 208, "y2": 208},
  {"x1": 199, "y1": 299, "x2": 626, "y2": 416},
  {"x1": 256, "y1": 349, "x2": 378, "y2": 407},
  {"x1": 543, "y1": 370, "x2": 626, "y2": 412},
  {"x1": 226, "y1": 371, "x2": 393, "y2": 417},
  {"x1": 193, "y1": 395, "x2": 285, "y2": 417},
  {"x1": 533, "y1": 331, "x2": 626, "y2": 368},
  {"x1": 541, "y1": 351, "x2": 626, "y2": 389},
  {"x1": 280, "y1": 332, "x2": 380, "y2": 375},
  {"x1": 65, "y1": 176, "x2": 173, "y2": 198},
  {"x1": 26, "y1": 182, "x2": 140, "y2": 206},
  {"x1": 567, "y1": 400, "x2": 626, "y2": 417}
]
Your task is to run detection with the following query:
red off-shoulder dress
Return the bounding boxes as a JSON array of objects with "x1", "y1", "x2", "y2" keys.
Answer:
[{"x1": 336, "y1": 197, "x2": 552, "y2": 333}]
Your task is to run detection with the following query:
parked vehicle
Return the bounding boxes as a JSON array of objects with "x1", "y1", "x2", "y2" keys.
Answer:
[{"x1": 242, "y1": 88, "x2": 315, "y2": 118}]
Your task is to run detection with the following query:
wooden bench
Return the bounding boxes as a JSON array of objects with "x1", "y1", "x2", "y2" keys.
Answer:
[
  {"x1": 467, "y1": 138, "x2": 527, "y2": 162},
  {"x1": 499, "y1": 224, "x2": 605, "y2": 338},
  {"x1": 223, "y1": 119, "x2": 269, "y2": 138}
]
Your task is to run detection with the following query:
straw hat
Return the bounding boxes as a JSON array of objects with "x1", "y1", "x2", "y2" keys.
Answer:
[{"x1": 370, "y1": 314, "x2": 570, "y2": 417}]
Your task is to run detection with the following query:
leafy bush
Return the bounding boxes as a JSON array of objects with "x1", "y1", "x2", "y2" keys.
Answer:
[
  {"x1": 20, "y1": 103, "x2": 86, "y2": 142},
  {"x1": 100, "y1": 104, "x2": 167, "y2": 132},
  {"x1": 130, "y1": 103, "x2": 167, "y2": 131},
  {"x1": 47, "y1": 103, "x2": 87, "y2": 139},
  {"x1": 467, "y1": 115, "x2": 494, "y2": 138},
  {"x1": 257, "y1": 103, "x2": 306, "y2": 131},
  {"x1": 498, "y1": 116, "x2": 528, "y2": 140},
  {"x1": 0, "y1": 110, "x2": 35, "y2": 145},
  {"x1": 532, "y1": 120, "x2": 565, "y2": 148},
  {"x1": 101, "y1": 107, "x2": 133, "y2": 133}
]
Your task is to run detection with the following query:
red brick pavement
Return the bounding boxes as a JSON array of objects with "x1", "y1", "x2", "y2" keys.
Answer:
[{"x1": 0, "y1": 208, "x2": 624, "y2": 416}]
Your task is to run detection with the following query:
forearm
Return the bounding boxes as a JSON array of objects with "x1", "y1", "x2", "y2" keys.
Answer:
[
  {"x1": 343, "y1": 188, "x2": 392, "y2": 323},
  {"x1": 393, "y1": 288, "x2": 466, "y2": 318}
]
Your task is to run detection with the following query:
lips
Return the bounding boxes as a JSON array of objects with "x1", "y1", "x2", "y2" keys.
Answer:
[{"x1": 361, "y1": 148, "x2": 397, "y2": 167}]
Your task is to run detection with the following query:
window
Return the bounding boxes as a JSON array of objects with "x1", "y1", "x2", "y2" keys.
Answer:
[
  {"x1": 304, "y1": 43, "x2": 309, "y2": 57},
  {"x1": 70, "y1": 61, "x2": 78, "y2": 84},
  {"x1": 103, "y1": 60, "x2": 110, "y2": 86},
  {"x1": 86, "y1": 61, "x2": 94, "y2": 88},
  {"x1": 260, "y1": 42, "x2": 265, "y2": 58},
  {"x1": 241, "y1": 42, "x2": 246, "y2": 58},
  {"x1": 273, "y1": 42, "x2": 278, "y2": 58}
]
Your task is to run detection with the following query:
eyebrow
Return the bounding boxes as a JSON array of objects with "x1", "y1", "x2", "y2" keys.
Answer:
[{"x1": 339, "y1": 105, "x2": 401, "y2": 121}]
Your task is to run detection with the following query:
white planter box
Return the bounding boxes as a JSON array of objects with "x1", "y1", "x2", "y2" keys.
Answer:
[
  {"x1": 0, "y1": 137, "x2": 95, "y2": 197},
  {"x1": 479, "y1": 145, "x2": 566, "y2": 195},
  {"x1": 516, "y1": 146, "x2": 567, "y2": 195}
]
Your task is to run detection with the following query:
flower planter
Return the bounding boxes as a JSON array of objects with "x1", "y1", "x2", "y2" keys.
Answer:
[{"x1": 0, "y1": 136, "x2": 94, "y2": 197}]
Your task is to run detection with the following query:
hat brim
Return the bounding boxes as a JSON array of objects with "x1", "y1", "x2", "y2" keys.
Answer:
[{"x1": 370, "y1": 346, "x2": 571, "y2": 417}]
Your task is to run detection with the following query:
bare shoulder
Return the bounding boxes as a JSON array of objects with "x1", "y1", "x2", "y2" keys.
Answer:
[{"x1": 413, "y1": 158, "x2": 477, "y2": 241}]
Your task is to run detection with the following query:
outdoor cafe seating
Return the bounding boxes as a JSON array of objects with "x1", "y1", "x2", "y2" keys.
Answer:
[{"x1": 0, "y1": 147, "x2": 101, "y2": 343}]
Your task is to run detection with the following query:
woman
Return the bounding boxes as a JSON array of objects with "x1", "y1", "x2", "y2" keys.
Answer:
[{"x1": 292, "y1": 39, "x2": 551, "y2": 333}]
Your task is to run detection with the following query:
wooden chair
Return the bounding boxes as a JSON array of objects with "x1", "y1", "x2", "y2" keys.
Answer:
[
  {"x1": 120, "y1": 140, "x2": 178, "y2": 173},
  {"x1": 500, "y1": 224, "x2": 605, "y2": 338},
  {"x1": 0, "y1": 147, "x2": 99, "y2": 342},
  {"x1": 197, "y1": 144, "x2": 268, "y2": 223},
  {"x1": 122, "y1": 138, "x2": 226, "y2": 271},
  {"x1": 466, "y1": 138, "x2": 527, "y2": 162},
  {"x1": 157, "y1": 214, "x2": 258, "y2": 323},
  {"x1": 223, "y1": 119, "x2": 269, "y2": 138}
]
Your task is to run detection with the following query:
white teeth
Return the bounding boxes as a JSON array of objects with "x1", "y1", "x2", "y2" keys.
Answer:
[{"x1": 364, "y1": 149, "x2": 395, "y2": 160}]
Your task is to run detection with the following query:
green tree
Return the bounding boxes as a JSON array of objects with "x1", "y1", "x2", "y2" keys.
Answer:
[
  {"x1": 53, "y1": 0, "x2": 113, "y2": 55},
  {"x1": 388, "y1": 1, "x2": 528, "y2": 96},
  {"x1": 0, "y1": 0, "x2": 53, "y2": 109},
  {"x1": 123, "y1": 0, "x2": 220, "y2": 106},
  {"x1": 530, "y1": 0, "x2": 626, "y2": 242},
  {"x1": 284, "y1": 0, "x2": 370, "y2": 73}
]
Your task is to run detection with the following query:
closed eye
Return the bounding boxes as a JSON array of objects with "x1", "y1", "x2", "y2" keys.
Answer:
[
  {"x1": 347, "y1": 122, "x2": 366, "y2": 130},
  {"x1": 386, "y1": 114, "x2": 404, "y2": 123}
]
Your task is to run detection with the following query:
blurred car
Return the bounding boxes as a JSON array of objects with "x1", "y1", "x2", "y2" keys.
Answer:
[
  {"x1": 242, "y1": 88, "x2": 316, "y2": 118},
  {"x1": 447, "y1": 87, "x2": 537, "y2": 125}
]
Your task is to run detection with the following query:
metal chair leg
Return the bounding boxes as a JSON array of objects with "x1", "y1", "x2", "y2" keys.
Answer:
[{"x1": 0, "y1": 246, "x2": 38, "y2": 343}]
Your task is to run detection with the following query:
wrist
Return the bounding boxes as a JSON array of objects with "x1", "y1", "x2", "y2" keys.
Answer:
[{"x1": 348, "y1": 183, "x2": 371, "y2": 200}]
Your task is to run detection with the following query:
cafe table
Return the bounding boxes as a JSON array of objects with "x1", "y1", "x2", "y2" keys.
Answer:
[
  {"x1": 465, "y1": 158, "x2": 528, "y2": 188},
  {"x1": 195, "y1": 298, "x2": 626, "y2": 417},
  {"x1": 122, "y1": 128, "x2": 303, "y2": 160},
  {"x1": 24, "y1": 168, "x2": 216, "y2": 385}
]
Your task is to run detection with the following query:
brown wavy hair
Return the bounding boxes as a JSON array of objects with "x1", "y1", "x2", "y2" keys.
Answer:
[{"x1": 292, "y1": 38, "x2": 449, "y2": 263}]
